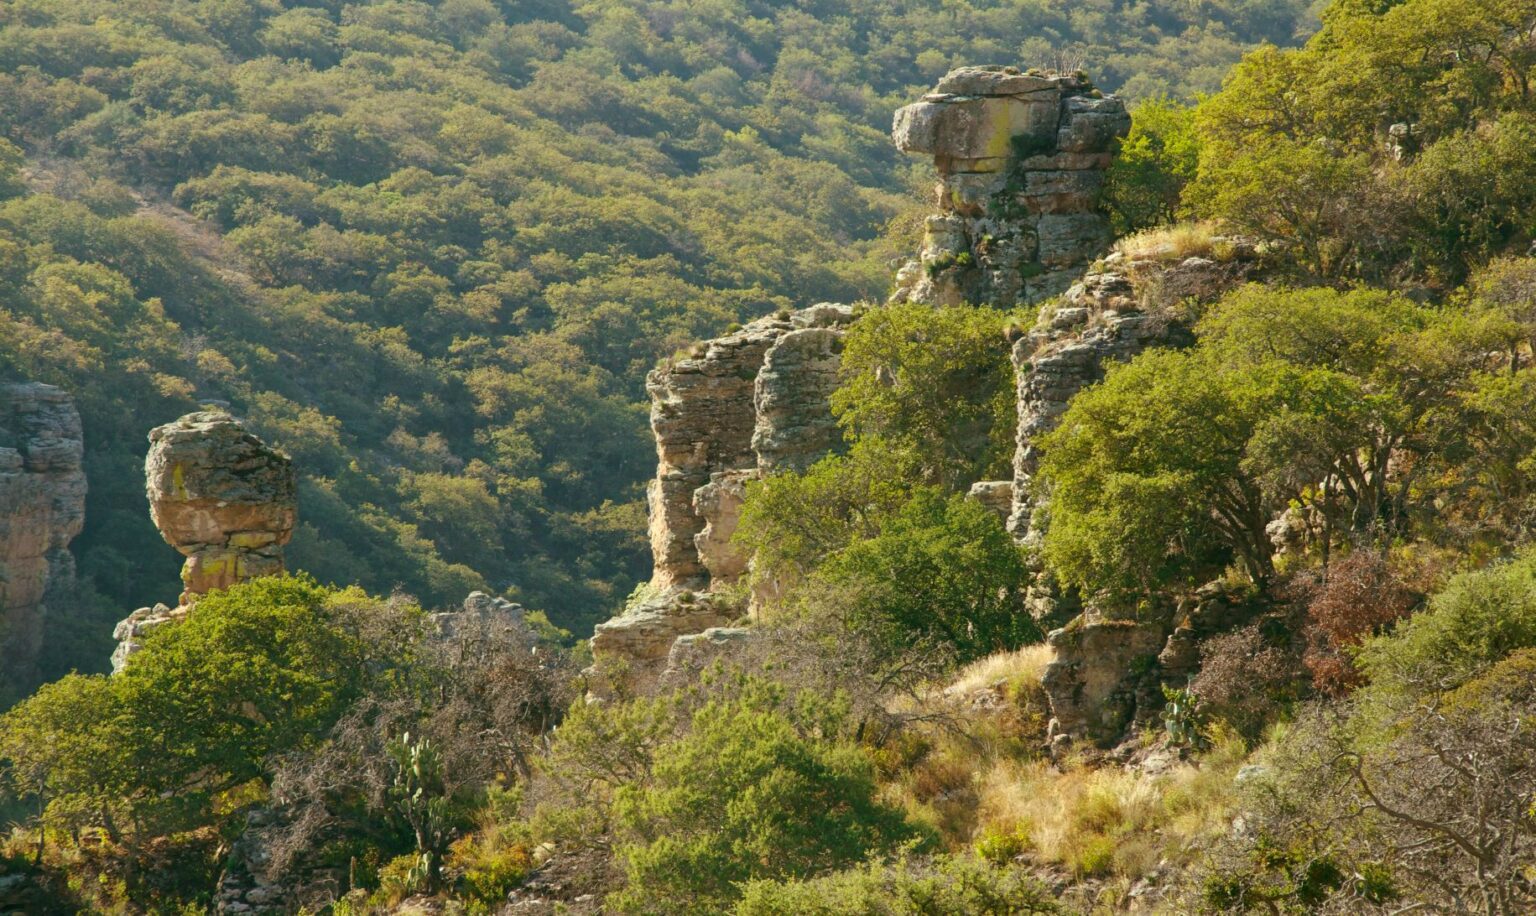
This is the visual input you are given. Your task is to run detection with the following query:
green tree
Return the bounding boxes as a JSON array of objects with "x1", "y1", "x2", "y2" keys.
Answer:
[
  {"x1": 609, "y1": 683, "x2": 924, "y2": 915},
  {"x1": 1104, "y1": 97, "x2": 1201, "y2": 233},
  {"x1": 818, "y1": 489, "x2": 1036, "y2": 662},
  {"x1": 832, "y1": 304, "x2": 1020, "y2": 491}
]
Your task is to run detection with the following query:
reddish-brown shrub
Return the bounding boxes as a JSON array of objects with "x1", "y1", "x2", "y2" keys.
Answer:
[
  {"x1": 1302, "y1": 551, "x2": 1420, "y2": 696},
  {"x1": 1191, "y1": 618, "x2": 1306, "y2": 738}
]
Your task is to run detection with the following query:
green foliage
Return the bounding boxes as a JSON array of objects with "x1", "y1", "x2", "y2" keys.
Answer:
[
  {"x1": 734, "y1": 854, "x2": 1059, "y2": 915},
  {"x1": 1038, "y1": 348, "x2": 1284, "y2": 597},
  {"x1": 1189, "y1": 0, "x2": 1536, "y2": 284},
  {"x1": 608, "y1": 683, "x2": 925, "y2": 914},
  {"x1": 818, "y1": 489, "x2": 1037, "y2": 663},
  {"x1": 1040, "y1": 283, "x2": 1501, "y2": 601},
  {"x1": 832, "y1": 304, "x2": 1018, "y2": 490},
  {"x1": 1161, "y1": 683, "x2": 1202, "y2": 747},
  {"x1": 0, "y1": 576, "x2": 409, "y2": 839},
  {"x1": 736, "y1": 441, "x2": 918, "y2": 588},
  {"x1": 1104, "y1": 97, "x2": 1201, "y2": 234},
  {"x1": 0, "y1": 0, "x2": 1316, "y2": 681},
  {"x1": 387, "y1": 733, "x2": 455, "y2": 892},
  {"x1": 1355, "y1": 550, "x2": 1536, "y2": 698}
]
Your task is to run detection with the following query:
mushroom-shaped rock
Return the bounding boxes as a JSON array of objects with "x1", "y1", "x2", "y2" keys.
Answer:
[{"x1": 145, "y1": 411, "x2": 297, "y2": 604}]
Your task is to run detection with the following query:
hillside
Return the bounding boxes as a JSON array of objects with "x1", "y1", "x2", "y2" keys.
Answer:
[
  {"x1": 17, "y1": 0, "x2": 1536, "y2": 913},
  {"x1": 0, "y1": 0, "x2": 1318, "y2": 687}
]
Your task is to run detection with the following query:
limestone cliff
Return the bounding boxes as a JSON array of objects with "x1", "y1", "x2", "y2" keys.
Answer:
[
  {"x1": 0, "y1": 383, "x2": 86, "y2": 692},
  {"x1": 890, "y1": 66, "x2": 1130, "y2": 307},
  {"x1": 645, "y1": 303, "x2": 855, "y2": 592},
  {"x1": 1003, "y1": 242, "x2": 1266, "y2": 746},
  {"x1": 112, "y1": 411, "x2": 296, "y2": 671},
  {"x1": 592, "y1": 304, "x2": 854, "y2": 697}
]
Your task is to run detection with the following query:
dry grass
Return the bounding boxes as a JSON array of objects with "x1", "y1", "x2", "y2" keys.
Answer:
[
  {"x1": 948, "y1": 644, "x2": 1055, "y2": 699},
  {"x1": 970, "y1": 726, "x2": 1250, "y2": 881},
  {"x1": 1115, "y1": 221, "x2": 1226, "y2": 262}
]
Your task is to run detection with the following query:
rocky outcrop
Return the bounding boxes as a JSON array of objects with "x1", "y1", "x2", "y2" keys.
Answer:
[
  {"x1": 1042, "y1": 618, "x2": 1166, "y2": 749},
  {"x1": 1007, "y1": 243, "x2": 1267, "y2": 743},
  {"x1": 966, "y1": 480, "x2": 1014, "y2": 523},
  {"x1": 645, "y1": 303, "x2": 855, "y2": 592},
  {"x1": 692, "y1": 469, "x2": 754, "y2": 583},
  {"x1": 588, "y1": 591, "x2": 740, "y2": 699},
  {"x1": 890, "y1": 66, "x2": 1130, "y2": 308},
  {"x1": 146, "y1": 411, "x2": 297, "y2": 604},
  {"x1": 1008, "y1": 244, "x2": 1260, "y2": 538},
  {"x1": 428, "y1": 590, "x2": 527, "y2": 640},
  {"x1": 112, "y1": 411, "x2": 296, "y2": 672},
  {"x1": 0, "y1": 383, "x2": 86, "y2": 693},
  {"x1": 660, "y1": 626, "x2": 755, "y2": 689},
  {"x1": 601, "y1": 304, "x2": 858, "y2": 697}
]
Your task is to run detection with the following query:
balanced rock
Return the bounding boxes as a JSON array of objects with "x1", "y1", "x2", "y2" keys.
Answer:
[
  {"x1": 890, "y1": 66, "x2": 1129, "y2": 307},
  {"x1": 0, "y1": 382, "x2": 86, "y2": 692},
  {"x1": 145, "y1": 411, "x2": 296, "y2": 605}
]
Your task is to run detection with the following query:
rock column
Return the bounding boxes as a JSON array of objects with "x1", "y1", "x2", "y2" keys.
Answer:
[
  {"x1": 0, "y1": 383, "x2": 85, "y2": 693},
  {"x1": 890, "y1": 66, "x2": 1129, "y2": 307},
  {"x1": 113, "y1": 411, "x2": 296, "y2": 670}
]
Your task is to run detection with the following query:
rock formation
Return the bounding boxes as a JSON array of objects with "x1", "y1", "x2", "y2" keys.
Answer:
[
  {"x1": 1007, "y1": 243, "x2": 1266, "y2": 743},
  {"x1": 591, "y1": 303, "x2": 856, "y2": 697},
  {"x1": 428, "y1": 590, "x2": 527, "y2": 640},
  {"x1": 146, "y1": 410, "x2": 297, "y2": 604},
  {"x1": 112, "y1": 411, "x2": 296, "y2": 671},
  {"x1": 0, "y1": 383, "x2": 86, "y2": 692},
  {"x1": 646, "y1": 303, "x2": 855, "y2": 592},
  {"x1": 890, "y1": 65, "x2": 1130, "y2": 308}
]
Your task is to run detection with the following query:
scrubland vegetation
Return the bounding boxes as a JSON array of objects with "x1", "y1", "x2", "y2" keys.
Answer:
[{"x1": 9, "y1": 0, "x2": 1536, "y2": 912}]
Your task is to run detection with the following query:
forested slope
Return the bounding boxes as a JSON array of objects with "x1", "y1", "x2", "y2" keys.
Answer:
[{"x1": 0, "y1": 0, "x2": 1316, "y2": 662}]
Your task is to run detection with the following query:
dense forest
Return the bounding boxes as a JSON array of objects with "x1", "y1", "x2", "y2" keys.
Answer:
[
  {"x1": 0, "y1": 0, "x2": 1319, "y2": 683},
  {"x1": 16, "y1": 0, "x2": 1536, "y2": 912}
]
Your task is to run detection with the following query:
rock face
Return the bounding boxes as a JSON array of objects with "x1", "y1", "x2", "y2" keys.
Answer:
[
  {"x1": 1042, "y1": 619, "x2": 1167, "y2": 748},
  {"x1": 589, "y1": 591, "x2": 740, "y2": 699},
  {"x1": 890, "y1": 66, "x2": 1130, "y2": 308},
  {"x1": 146, "y1": 411, "x2": 297, "y2": 605},
  {"x1": 645, "y1": 303, "x2": 855, "y2": 591},
  {"x1": 594, "y1": 304, "x2": 856, "y2": 697},
  {"x1": 428, "y1": 590, "x2": 527, "y2": 641},
  {"x1": 1009, "y1": 245, "x2": 1267, "y2": 743},
  {"x1": 0, "y1": 383, "x2": 86, "y2": 692},
  {"x1": 113, "y1": 411, "x2": 296, "y2": 672}
]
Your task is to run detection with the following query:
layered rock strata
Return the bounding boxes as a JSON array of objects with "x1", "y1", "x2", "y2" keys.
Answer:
[
  {"x1": 646, "y1": 303, "x2": 855, "y2": 592},
  {"x1": 890, "y1": 65, "x2": 1130, "y2": 308},
  {"x1": 0, "y1": 383, "x2": 86, "y2": 691},
  {"x1": 593, "y1": 304, "x2": 856, "y2": 697},
  {"x1": 112, "y1": 411, "x2": 296, "y2": 671}
]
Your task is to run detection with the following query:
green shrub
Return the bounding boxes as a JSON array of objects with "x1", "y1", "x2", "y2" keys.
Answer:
[
  {"x1": 607, "y1": 682, "x2": 925, "y2": 915},
  {"x1": 1356, "y1": 550, "x2": 1536, "y2": 698},
  {"x1": 734, "y1": 855, "x2": 1059, "y2": 915}
]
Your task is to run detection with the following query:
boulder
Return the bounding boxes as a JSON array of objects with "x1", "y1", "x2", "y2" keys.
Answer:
[{"x1": 145, "y1": 410, "x2": 297, "y2": 604}]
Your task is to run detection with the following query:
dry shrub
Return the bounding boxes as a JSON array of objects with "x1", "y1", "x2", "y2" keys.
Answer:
[
  {"x1": 1115, "y1": 221, "x2": 1220, "y2": 261},
  {"x1": 1301, "y1": 551, "x2": 1421, "y2": 696},
  {"x1": 1191, "y1": 617, "x2": 1307, "y2": 738},
  {"x1": 969, "y1": 730, "x2": 1247, "y2": 885}
]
